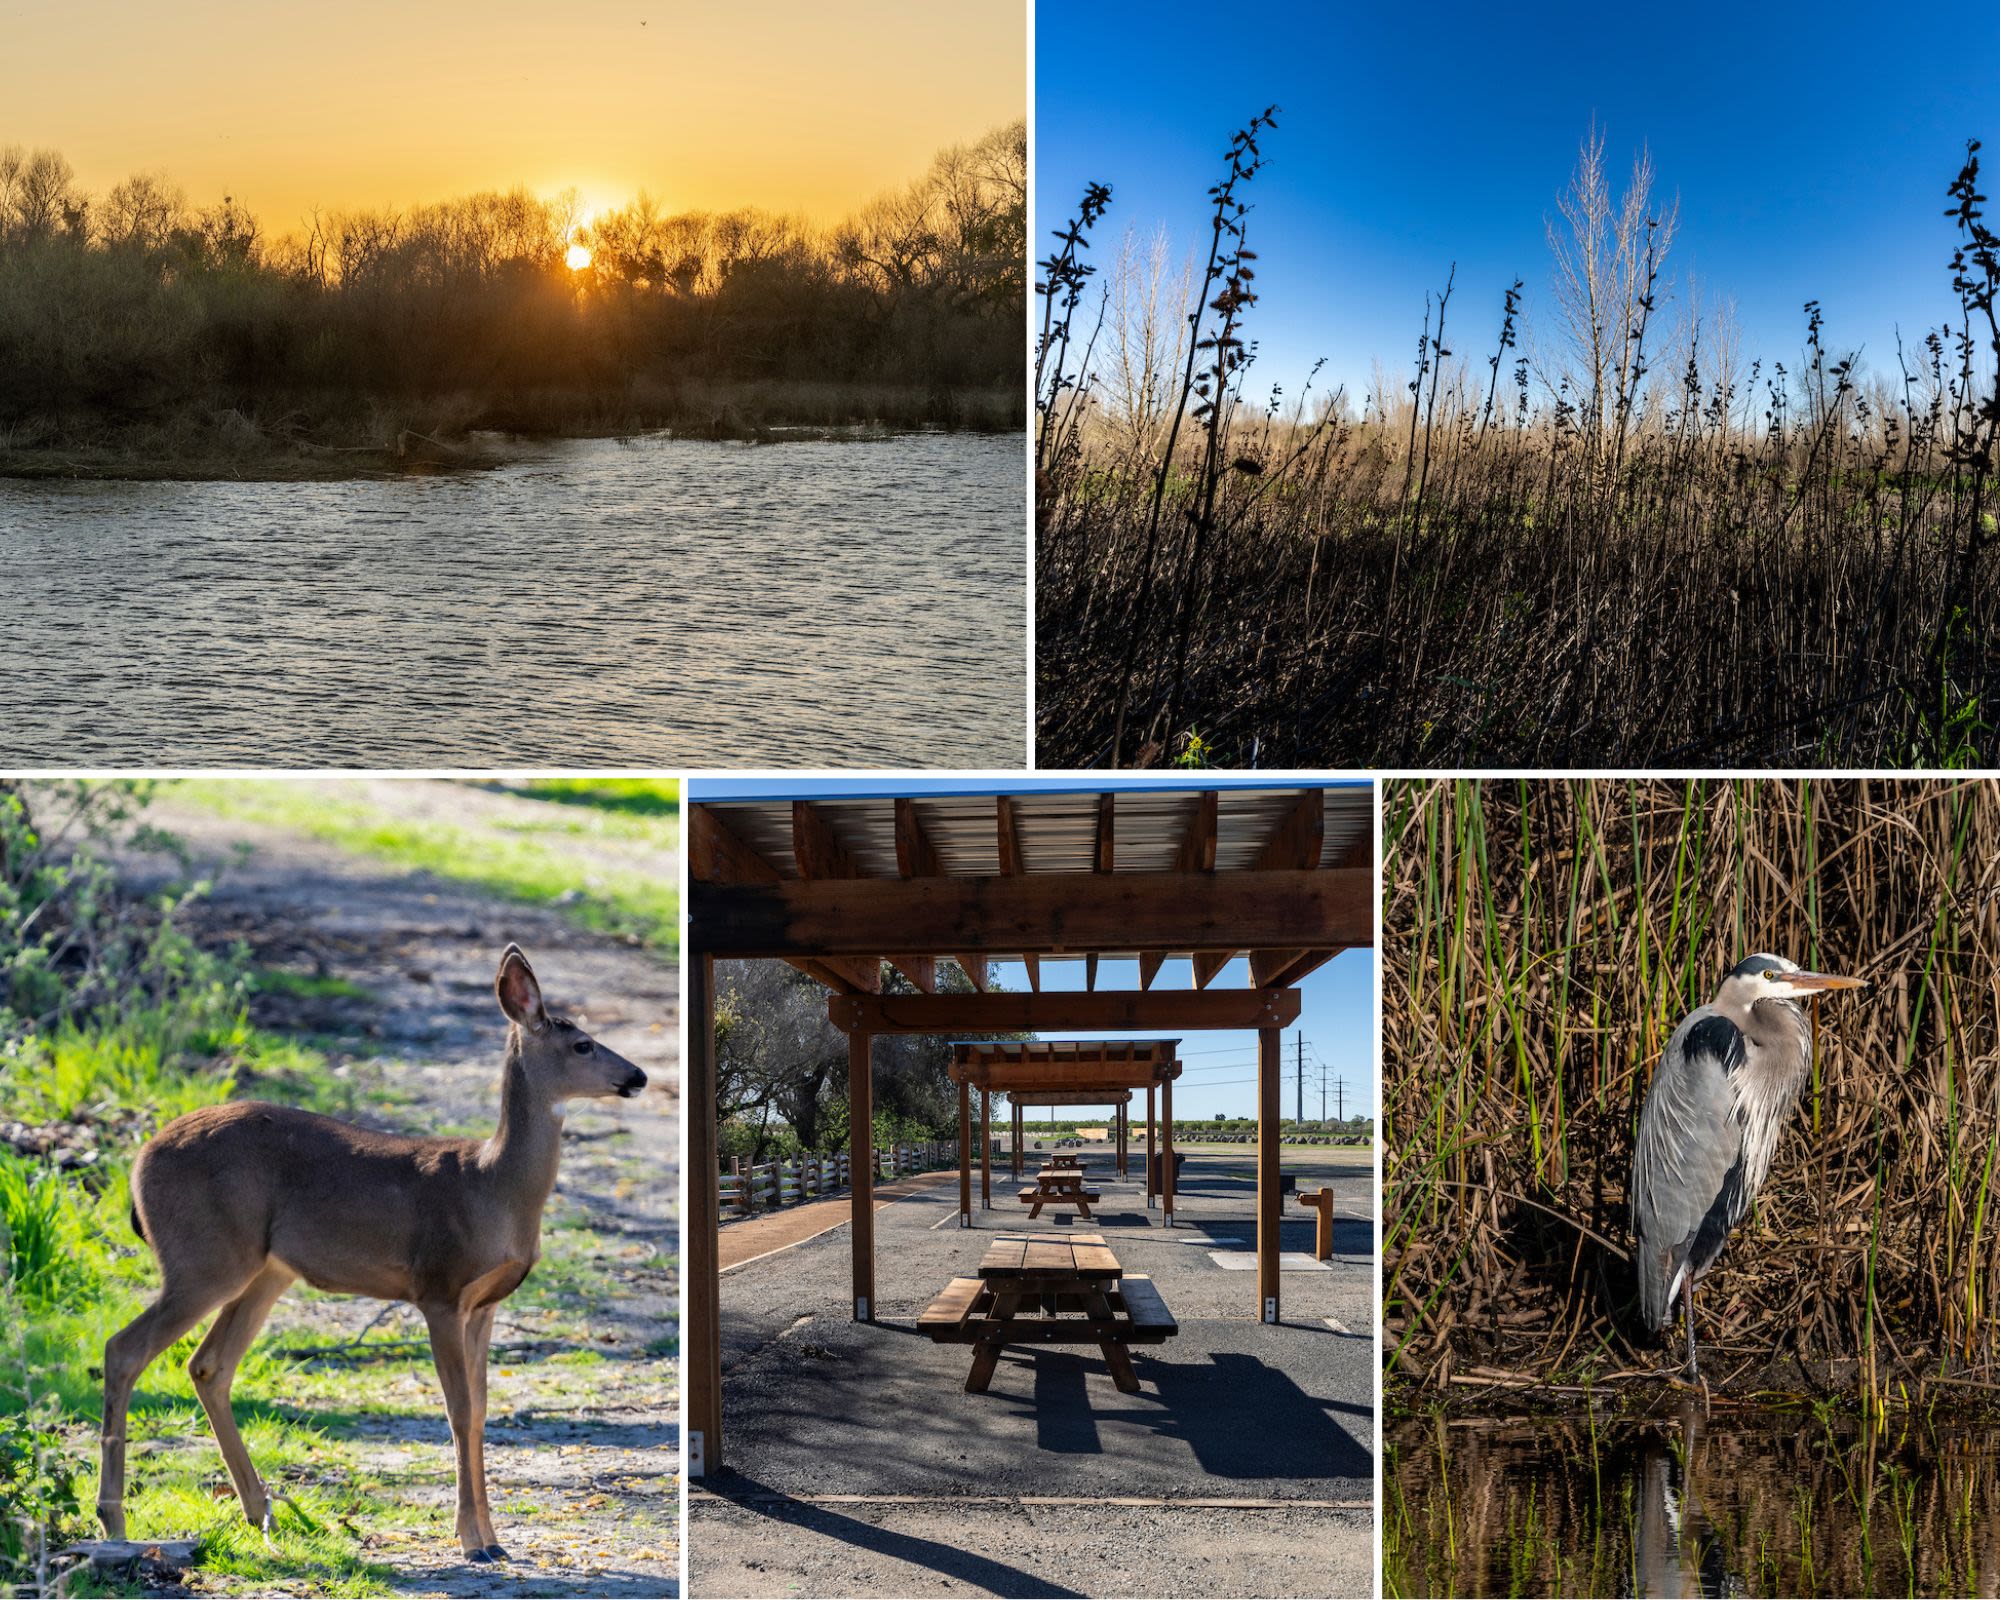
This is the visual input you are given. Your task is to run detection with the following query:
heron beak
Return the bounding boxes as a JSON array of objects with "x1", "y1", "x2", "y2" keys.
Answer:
[{"x1": 1791, "y1": 971, "x2": 1866, "y2": 992}]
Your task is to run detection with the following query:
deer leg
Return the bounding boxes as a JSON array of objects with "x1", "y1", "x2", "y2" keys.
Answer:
[
  {"x1": 100, "y1": 1284, "x2": 232, "y2": 1538},
  {"x1": 422, "y1": 1303, "x2": 488, "y2": 1560},
  {"x1": 465, "y1": 1304, "x2": 504, "y2": 1558},
  {"x1": 188, "y1": 1263, "x2": 294, "y2": 1535}
]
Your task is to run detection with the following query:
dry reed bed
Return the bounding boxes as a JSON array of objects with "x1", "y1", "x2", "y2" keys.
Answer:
[
  {"x1": 1036, "y1": 132, "x2": 1999, "y2": 768},
  {"x1": 1383, "y1": 779, "x2": 2000, "y2": 1401}
]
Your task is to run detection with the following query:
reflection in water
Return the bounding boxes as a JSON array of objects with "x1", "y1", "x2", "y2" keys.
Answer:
[
  {"x1": 1388, "y1": 1402, "x2": 2000, "y2": 1598},
  {"x1": 0, "y1": 432, "x2": 1024, "y2": 766}
]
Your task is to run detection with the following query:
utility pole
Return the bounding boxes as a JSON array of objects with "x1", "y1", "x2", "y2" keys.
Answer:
[
  {"x1": 1296, "y1": 1031, "x2": 1303, "y2": 1127},
  {"x1": 1320, "y1": 1064, "x2": 1326, "y2": 1123},
  {"x1": 1335, "y1": 1078, "x2": 1345, "y2": 1122}
]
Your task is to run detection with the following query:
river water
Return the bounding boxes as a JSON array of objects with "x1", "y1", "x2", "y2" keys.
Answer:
[
  {"x1": 0, "y1": 431, "x2": 1024, "y2": 766},
  {"x1": 1388, "y1": 1406, "x2": 2000, "y2": 1597}
]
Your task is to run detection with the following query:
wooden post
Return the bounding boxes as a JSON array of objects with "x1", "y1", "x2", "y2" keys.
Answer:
[
  {"x1": 1146, "y1": 1085, "x2": 1157, "y2": 1208},
  {"x1": 1258, "y1": 1025, "x2": 1281, "y2": 1324},
  {"x1": 1013, "y1": 1103, "x2": 1023, "y2": 1177},
  {"x1": 958, "y1": 1078, "x2": 972, "y2": 1228},
  {"x1": 1162, "y1": 1074, "x2": 1175, "y2": 1226},
  {"x1": 688, "y1": 953, "x2": 722, "y2": 1477},
  {"x1": 980, "y1": 1090, "x2": 992, "y2": 1209},
  {"x1": 850, "y1": 1029, "x2": 875, "y2": 1322},
  {"x1": 1117, "y1": 1102, "x2": 1127, "y2": 1177}
]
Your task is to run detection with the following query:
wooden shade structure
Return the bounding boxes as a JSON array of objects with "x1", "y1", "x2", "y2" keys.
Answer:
[
  {"x1": 686, "y1": 782, "x2": 1372, "y2": 1477},
  {"x1": 951, "y1": 1040, "x2": 1178, "y2": 1213}
]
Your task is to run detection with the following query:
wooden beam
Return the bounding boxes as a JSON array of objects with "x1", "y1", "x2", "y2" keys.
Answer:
[
  {"x1": 832, "y1": 987, "x2": 1301, "y2": 1035},
  {"x1": 890, "y1": 956, "x2": 937, "y2": 994},
  {"x1": 894, "y1": 797, "x2": 941, "y2": 878},
  {"x1": 690, "y1": 804, "x2": 780, "y2": 884},
  {"x1": 1251, "y1": 948, "x2": 1341, "y2": 989},
  {"x1": 997, "y1": 796, "x2": 1022, "y2": 876},
  {"x1": 960, "y1": 1066, "x2": 1169, "y2": 1094},
  {"x1": 693, "y1": 869, "x2": 1373, "y2": 959},
  {"x1": 1021, "y1": 954, "x2": 1041, "y2": 991},
  {"x1": 958, "y1": 1077, "x2": 972, "y2": 1228},
  {"x1": 1255, "y1": 788, "x2": 1326, "y2": 870},
  {"x1": 687, "y1": 952, "x2": 722, "y2": 1477},
  {"x1": 1139, "y1": 952, "x2": 1166, "y2": 991},
  {"x1": 793, "y1": 800, "x2": 859, "y2": 882},
  {"x1": 1191, "y1": 951, "x2": 1233, "y2": 989},
  {"x1": 980, "y1": 1090, "x2": 991, "y2": 1209},
  {"x1": 850, "y1": 1030, "x2": 874, "y2": 1320},
  {"x1": 1258, "y1": 1024, "x2": 1281, "y2": 1324},
  {"x1": 1326, "y1": 818, "x2": 1372, "y2": 871},
  {"x1": 1176, "y1": 790, "x2": 1219, "y2": 873},
  {"x1": 796, "y1": 956, "x2": 881, "y2": 995},
  {"x1": 1146, "y1": 1085, "x2": 1156, "y2": 1207},
  {"x1": 1095, "y1": 792, "x2": 1115, "y2": 872},
  {"x1": 1003, "y1": 1089, "x2": 1136, "y2": 1106},
  {"x1": 957, "y1": 955, "x2": 990, "y2": 993},
  {"x1": 1085, "y1": 953, "x2": 1100, "y2": 992}
]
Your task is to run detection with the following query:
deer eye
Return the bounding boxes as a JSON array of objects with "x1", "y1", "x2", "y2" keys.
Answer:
[{"x1": 572, "y1": 1039, "x2": 593, "y2": 1055}]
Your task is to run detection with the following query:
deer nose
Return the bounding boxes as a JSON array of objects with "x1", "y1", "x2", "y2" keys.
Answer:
[{"x1": 618, "y1": 1068, "x2": 648, "y2": 1098}]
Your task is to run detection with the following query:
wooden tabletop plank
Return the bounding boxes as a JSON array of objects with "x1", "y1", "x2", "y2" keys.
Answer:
[
  {"x1": 1070, "y1": 1240, "x2": 1123, "y2": 1278},
  {"x1": 1023, "y1": 1237, "x2": 1074, "y2": 1274},
  {"x1": 978, "y1": 1235, "x2": 1029, "y2": 1276}
]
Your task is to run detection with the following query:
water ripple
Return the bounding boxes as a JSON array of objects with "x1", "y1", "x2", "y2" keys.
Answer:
[{"x1": 0, "y1": 432, "x2": 1026, "y2": 767}]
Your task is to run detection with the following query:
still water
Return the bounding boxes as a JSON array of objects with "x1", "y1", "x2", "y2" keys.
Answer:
[
  {"x1": 1388, "y1": 1406, "x2": 2000, "y2": 1597},
  {"x1": 0, "y1": 431, "x2": 1023, "y2": 766}
]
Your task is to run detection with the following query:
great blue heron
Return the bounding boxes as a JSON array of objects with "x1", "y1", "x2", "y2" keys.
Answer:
[{"x1": 1628, "y1": 953, "x2": 1866, "y2": 1379}]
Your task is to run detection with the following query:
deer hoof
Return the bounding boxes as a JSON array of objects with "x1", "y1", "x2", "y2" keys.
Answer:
[
  {"x1": 466, "y1": 1548, "x2": 495, "y2": 1564},
  {"x1": 484, "y1": 1545, "x2": 511, "y2": 1562}
]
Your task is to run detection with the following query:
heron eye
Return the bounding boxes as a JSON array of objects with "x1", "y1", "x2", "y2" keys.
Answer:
[
  {"x1": 1763, "y1": 970, "x2": 1780, "y2": 981},
  {"x1": 572, "y1": 1039, "x2": 593, "y2": 1055}
]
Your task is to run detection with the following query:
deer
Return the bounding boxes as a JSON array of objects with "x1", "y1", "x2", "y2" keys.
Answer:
[{"x1": 97, "y1": 944, "x2": 648, "y2": 1562}]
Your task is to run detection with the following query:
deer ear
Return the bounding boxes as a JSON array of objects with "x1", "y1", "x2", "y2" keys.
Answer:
[{"x1": 496, "y1": 948, "x2": 546, "y2": 1031}]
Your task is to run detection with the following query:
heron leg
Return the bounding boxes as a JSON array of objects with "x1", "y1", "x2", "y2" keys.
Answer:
[{"x1": 1681, "y1": 1274, "x2": 1701, "y2": 1380}]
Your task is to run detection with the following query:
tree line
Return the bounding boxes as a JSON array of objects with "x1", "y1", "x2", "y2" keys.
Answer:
[{"x1": 0, "y1": 122, "x2": 1024, "y2": 458}]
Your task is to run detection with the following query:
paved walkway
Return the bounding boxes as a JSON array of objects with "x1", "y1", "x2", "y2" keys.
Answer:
[{"x1": 719, "y1": 1170, "x2": 957, "y2": 1270}]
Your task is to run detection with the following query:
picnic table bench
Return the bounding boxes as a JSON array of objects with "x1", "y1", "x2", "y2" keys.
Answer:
[
  {"x1": 919, "y1": 1231, "x2": 1178, "y2": 1392},
  {"x1": 1019, "y1": 1168, "x2": 1099, "y2": 1219}
]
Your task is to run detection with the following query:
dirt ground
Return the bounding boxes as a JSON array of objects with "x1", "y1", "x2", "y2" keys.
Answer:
[
  {"x1": 691, "y1": 1143, "x2": 1376, "y2": 1597},
  {"x1": 111, "y1": 786, "x2": 681, "y2": 1597}
]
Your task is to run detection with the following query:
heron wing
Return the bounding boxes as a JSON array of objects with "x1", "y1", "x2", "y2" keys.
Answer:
[{"x1": 1629, "y1": 1008, "x2": 1747, "y2": 1329}]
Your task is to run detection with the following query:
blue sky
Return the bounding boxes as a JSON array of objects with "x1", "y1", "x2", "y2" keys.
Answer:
[
  {"x1": 1036, "y1": 2, "x2": 2000, "y2": 406},
  {"x1": 689, "y1": 778, "x2": 1378, "y2": 1119}
]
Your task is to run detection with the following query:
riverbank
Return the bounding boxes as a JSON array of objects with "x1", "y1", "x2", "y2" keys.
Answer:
[{"x1": 0, "y1": 379, "x2": 1025, "y2": 482}]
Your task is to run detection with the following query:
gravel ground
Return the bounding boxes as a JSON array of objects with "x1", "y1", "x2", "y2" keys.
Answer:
[
  {"x1": 113, "y1": 788, "x2": 681, "y2": 1597},
  {"x1": 693, "y1": 1145, "x2": 1376, "y2": 1597}
]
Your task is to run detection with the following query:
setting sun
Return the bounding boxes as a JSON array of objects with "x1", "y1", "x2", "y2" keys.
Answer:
[{"x1": 565, "y1": 242, "x2": 592, "y2": 271}]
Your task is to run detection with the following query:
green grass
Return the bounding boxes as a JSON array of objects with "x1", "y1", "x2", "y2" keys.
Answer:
[
  {"x1": 495, "y1": 778, "x2": 682, "y2": 818},
  {"x1": 170, "y1": 779, "x2": 680, "y2": 951},
  {"x1": 249, "y1": 968, "x2": 372, "y2": 1002}
]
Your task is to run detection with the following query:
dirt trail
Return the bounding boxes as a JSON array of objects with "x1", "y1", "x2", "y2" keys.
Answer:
[{"x1": 116, "y1": 787, "x2": 680, "y2": 1597}]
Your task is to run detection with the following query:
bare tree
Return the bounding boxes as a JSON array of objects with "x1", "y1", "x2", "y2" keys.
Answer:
[
  {"x1": 1544, "y1": 123, "x2": 1679, "y2": 458},
  {"x1": 1102, "y1": 224, "x2": 1195, "y2": 457}
]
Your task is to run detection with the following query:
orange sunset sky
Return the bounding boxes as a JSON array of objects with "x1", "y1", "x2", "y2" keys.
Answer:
[{"x1": 0, "y1": 0, "x2": 1025, "y2": 230}]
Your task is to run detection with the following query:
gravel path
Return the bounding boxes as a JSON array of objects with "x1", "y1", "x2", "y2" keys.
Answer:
[{"x1": 118, "y1": 786, "x2": 681, "y2": 1597}]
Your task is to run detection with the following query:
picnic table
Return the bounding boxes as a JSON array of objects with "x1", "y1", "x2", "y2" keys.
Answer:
[
  {"x1": 918, "y1": 1232, "x2": 1179, "y2": 1392},
  {"x1": 1020, "y1": 1166, "x2": 1099, "y2": 1218}
]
